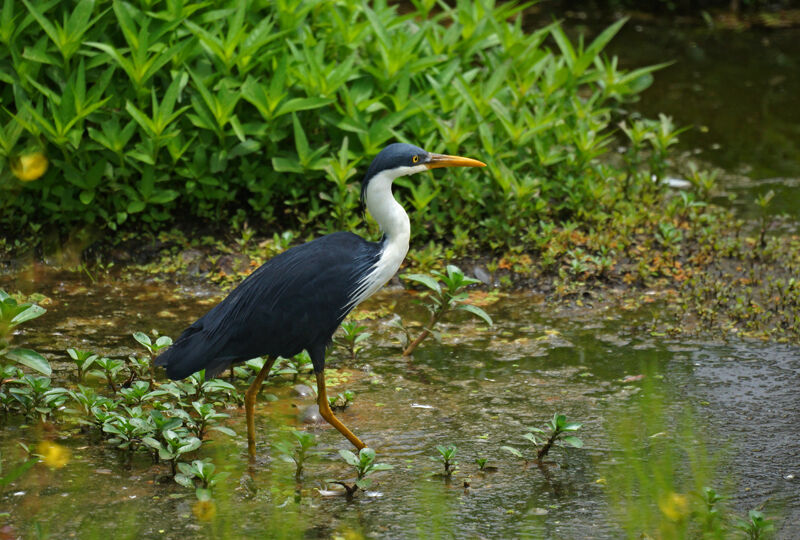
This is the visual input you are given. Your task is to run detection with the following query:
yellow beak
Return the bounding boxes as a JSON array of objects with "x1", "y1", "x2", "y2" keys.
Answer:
[{"x1": 425, "y1": 153, "x2": 486, "y2": 169}]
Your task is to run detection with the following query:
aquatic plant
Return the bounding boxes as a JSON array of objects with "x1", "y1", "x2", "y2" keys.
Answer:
[
  {"x1": 103, "y1": 406, "x2": 154, "y2": 454},
  {"x1": 8, "y1": 374, "x2": 68, "y2": 421},
  {"x1": 735, "y1": 509, "x2": 774, "y2": 540},
  {"x1": 397, "y1": 265, "x2": 492, "y2": 356},
  {"x1": 754, "y1": 189, "x2": 775, "y2": 249},
  {"x1": 125, "y1": 354, "x2": 152, "y2": 385},
  {"x1": 89, "y1": 357, "x2": 126, "y2": 393},
  {"x1": 273, "y1": 429, "x2": 320, "y2": 479},
  {"x1": 0, "y1": 290, "x2": 50, "y2": 376},
  {"x1": 333, "y1": 447, "x2": 393, "y2": 500},
  {"x1": 433, "y1": 445, "x2": 458, "y2": 477},
  {"x1": 118, "y1": 380, "x2": 156, "y2": 406},
  {"x1": 334, "y1": 321, "x2": 371, "y2": 362},
  {"x1": 178, "y1": 400, "x2": 235, "y2": 441},
  {"x1": 502, "y1": 413, "x2": 583, "y2": 462},
  {"x1": 133, "y1": 331, "x2": 173, "y2": 357},
  {"x1": 328, "y1": 390, "x2": 354, "y2": 412},
  {"x1": 143, "y1": 429, "x2": 202, "y2": 476},
  {"x1": 175, "y1": 371, "x2": 240, "y2": 406},
  {"x1": 174, "y1": 458, "x2": 230, "y2": 491},
  {"x1": 66, "y1": 348, "x2": 97, "y2": 381},
  {"x1": 474, "y1": 457, "x2": 497, "y2": 472},
  {"x1": 273, "y1": 351, "x2": 314, "y2": 383}
]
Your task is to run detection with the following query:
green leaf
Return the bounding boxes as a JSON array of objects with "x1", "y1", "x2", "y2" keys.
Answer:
[
  {"x1": 79, "y1": 190, "x2": 94, "y2": 205},
  {"x1": 142, "y1": 437, "x2": 161, "y2": 450},
  {"x1": 501, "y1": 446, "x2": 523, "y2": 458},
  {"x1": 11, "y1": 304, "x2": 45, "y2": 326},
  {"x1": 4, "y1": 348, "x2": 51, "y2": 376},
  {"x1": 210, "y1": 426, "x2": 236, "y2": 437},
  {"x1": 355, "y1": 478, "x2": 372, "y2": 490},
  {"x1": 133, "y1": 332, "x2": 151, "y2": 347},
  {"x1": 275, "y1": 97, "x2": 333, "y2": 117},
  {"x1": 174, "y1": 474, "x2": 195, "y2": 489},
  {"x1": 457, "y1": 304, "x2": 493, "y2": 326},
  {"x1": 338, "y1": 449, "x2": 359, "y2": 467},
  {"x1": 127, "y1": 200, "x2": 145, "y2": 214},
  {"x1": 402, "y1": 274, "x2": 441, "y2": 295},
  {"x1": 562, "y1": 436, "x2": 583, "y2": 448}
]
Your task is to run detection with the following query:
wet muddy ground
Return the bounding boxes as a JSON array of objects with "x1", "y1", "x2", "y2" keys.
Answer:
[{"x1": 1, "y1": 270, "x2": 798, "y2": 538}]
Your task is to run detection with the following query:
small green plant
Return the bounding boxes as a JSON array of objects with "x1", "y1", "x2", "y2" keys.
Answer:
[
  {"x1": 90, "y1": 357, "x2": 126, "y2": 393},
  {"x1": 754, "y1": 189, "x2": 775, "y2": 249},
  {"x1": 735, "y1": 509, "x2": 774, "y2": 540},
  {"x1": 125, "y1": 354, "x2": 152, "y2": 384},
  {"x1": 0, "y1": 290, "x2": 50, "y2": 376},
  {"x1": 698, "y1": 486, "x2": 726, "y2": 535},
  {"x1": 102, "y1": 407, "x2": 154, "y2": 454},
  {"x1": 143, "y1": 429, "x2": 202, "y2": 476},
  {"x1": 333, "y1": 447, "x2": 393, "y2": 500},
  {"x1": 274, "y1": 430, "x2": 320, "y2": 478},
  {"x1": 133, "y1": 331, "x2": 172, "y2": 380},
  {"x1": 502, "y1": 413, "x2": 583, "y2": 462},
  {"x1": 174, "y1": 458, "x2": 230, "y2": 490},
  {"x1": 474, "y1": 457, "x2": 497, "y2": 472},
  {"x1": 399, "y1": 265, "x2": 492, "y2": 356},
  {"x1": 328, "y1": 390, "x2": 354, "y2": 412},
  {"x1": 179, "y1": 401, "x2": 235, "y2": 440},
  {"x1": 66, "y1": 349, "x2": 97, "y2": 381},
  {"x1": 334, "y1": 321, "x2": 371, "y2": 362},
  {"x1": 164, "y1": 371, "x2": 239, "y2": 406},
  {"x1": 118, "y1": 380, "x2": 156, "y2": 406},
  {"x1": 133, "y1": 331, "x2": 173, "y2": 356},
  {"x1": 8, "y1": 375, "x2": 68, "y2": 420},
  {"x1": 433, "y1": 445, "x2": 458, "y2": 477}
]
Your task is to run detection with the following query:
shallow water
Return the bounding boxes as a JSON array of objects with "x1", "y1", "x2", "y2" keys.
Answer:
[{"x1": 2, "y1": 270, "x2": 798, "y2": 538}]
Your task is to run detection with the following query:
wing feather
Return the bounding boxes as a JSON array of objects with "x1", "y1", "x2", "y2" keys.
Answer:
[{"x1": 156, "y1": 232, "x2": 380, "y2": 379}]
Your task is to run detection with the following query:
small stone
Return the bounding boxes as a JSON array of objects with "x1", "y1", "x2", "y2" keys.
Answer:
[
  {"x1": 292, "y1": 384, "x2": 316, "y2": 398},
  {"x1": 299, "y1": 404, "x2": 324, "y2": 424},
  {"x1": 473, "y1": 265, "x2": 492, "y2": 285},
  {"x1": 217, "y1": 254, "x2": 250, "y2": 275},
  {"x1": 179, "y1": 248, "x2": 204, "y2": 264}
]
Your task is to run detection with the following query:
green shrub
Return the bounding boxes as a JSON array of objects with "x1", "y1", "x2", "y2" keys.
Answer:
[{"x1": 0, "y1": 0, "x2": 670, "y2": 253}]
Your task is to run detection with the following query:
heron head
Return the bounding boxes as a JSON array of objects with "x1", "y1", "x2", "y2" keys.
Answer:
[{"x1": 360, "y1": 143, "x2": 485, "y2": 204}]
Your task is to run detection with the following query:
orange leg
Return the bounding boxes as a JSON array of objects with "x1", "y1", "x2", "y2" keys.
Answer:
[
  {"x1": 245, "y1": 356, "x2": 277, "y2": 459},
  {"x1": 315, "y1": 371, "x2": 366, "y2": 450}
]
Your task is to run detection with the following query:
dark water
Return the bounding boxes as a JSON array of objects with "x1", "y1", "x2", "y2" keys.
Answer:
[
  {"x1": 608, "y1": 21, "x2": 800, "y2": 218},
  {"x1": 1, "y1": 271, "x2": 798, "y2": 538}
]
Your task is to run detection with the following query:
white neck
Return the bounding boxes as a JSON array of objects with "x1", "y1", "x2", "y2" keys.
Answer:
[
  {"x1": 346, "y1": 165, "x2": 426, "y2": 310},
  {"x1": 364, "y1": 168, "x2": 414, "y2": 249}
]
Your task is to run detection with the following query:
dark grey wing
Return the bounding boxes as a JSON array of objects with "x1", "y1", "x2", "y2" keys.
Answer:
[{"x1": 156, "y1": 232, "x2": 381, "y2": 379}]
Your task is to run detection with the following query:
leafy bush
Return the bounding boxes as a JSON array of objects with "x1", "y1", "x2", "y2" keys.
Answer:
[{"x1": 0, "y1": 0, "x2": 668, "y2": 253}]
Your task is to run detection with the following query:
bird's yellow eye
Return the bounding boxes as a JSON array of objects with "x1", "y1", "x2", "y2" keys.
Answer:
[{"x1": 412, "y1": 155, "x2": 419, "y2": 163}]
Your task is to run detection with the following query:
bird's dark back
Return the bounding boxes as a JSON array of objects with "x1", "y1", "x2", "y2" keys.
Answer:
[{"x1": 156, "y1": 232, "x2": 381, "y2": 379}]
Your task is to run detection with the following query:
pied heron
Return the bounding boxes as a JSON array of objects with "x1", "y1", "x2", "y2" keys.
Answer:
[{"x1": 155, "y1": 143, "x2": 486, "y2": 455}]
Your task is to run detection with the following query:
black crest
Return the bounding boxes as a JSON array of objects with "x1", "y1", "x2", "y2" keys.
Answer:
[{"x1": 360, "y1": 143, "x2": 428, "y2": 204}]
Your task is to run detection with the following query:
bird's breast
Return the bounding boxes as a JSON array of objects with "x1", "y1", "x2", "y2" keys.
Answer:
[{"x1": 345, "y1": 233, "x2": 409, "y2": 312}]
